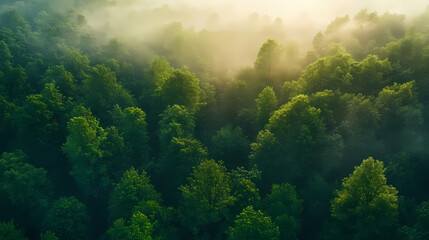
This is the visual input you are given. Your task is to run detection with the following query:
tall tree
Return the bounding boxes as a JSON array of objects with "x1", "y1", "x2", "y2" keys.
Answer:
[
  {"x1": 265, "y1": 183, "x2": 303, "y2": 240},
  {"x1": 157, "y1": 137, "x2": 208, "y2": 204},
  {"x1": 250, "y1": 95, "x2": 334, "y2": 186},
  {"x1": 107, "y1": 211, "x2": 154, "y2": 240},
  {"x1": 0, "y1": 220, "x2": 28, "y2": 240},
  {"x1": 179, "y1": 159, "x2": 235, "y2": 239},
  {"x1": 256, "y1": 86, "x2": 278, "y2": 129},
  {"x1": 62, "y1": 107, "x2": 108, "y2": 196},
  {"x1": 43, "y1": 197, "x2": 89, "y2": 240},
  {"x1": 210, "y1": 125, "x2": 250, "y2": 169},
  {"x1": 109, "y1": 167, "x2": 161, "y2": 221},
  {"x1": 159, "y1": 67, "x2": 204, "y2": 112},
  {"x1": 228, "y1": 206, "x2": 279, "y2": 240},
  {"x1": 326, "y1": 157, "x2": 398, "y2": 239},
  {"x1": 158, "y1": 104, "x2": 195, "y2": 151},
  {"x1": 112, "y1": 105, "x2": 150, "y2": 166}
]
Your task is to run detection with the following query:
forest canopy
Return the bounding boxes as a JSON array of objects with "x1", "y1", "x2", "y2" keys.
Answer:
[{"x1": 1, "y1": 0, "x2": 429, "y2": 239}]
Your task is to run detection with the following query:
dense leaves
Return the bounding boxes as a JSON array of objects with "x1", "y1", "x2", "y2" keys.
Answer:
[{"x1": 1, "y1": 3, "x2": 429, "y2": 240}]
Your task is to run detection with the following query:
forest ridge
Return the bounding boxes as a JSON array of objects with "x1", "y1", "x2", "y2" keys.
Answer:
[{"x1": 0, "y1": 1, "x2": 429, "y2": 240}]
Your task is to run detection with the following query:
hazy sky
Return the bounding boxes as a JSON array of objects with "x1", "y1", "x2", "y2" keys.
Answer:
[
  {"x1": 119, "y1": 0, "x2": 429, "y2": 31},
  {"x1": 152, "y1": 0, "x2": 428, "y2": 18}
]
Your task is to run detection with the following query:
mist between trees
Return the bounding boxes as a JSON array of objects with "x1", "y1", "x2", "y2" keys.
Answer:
[{"x1": 0, "y1": 0, "x2": 429, "y2": 240}]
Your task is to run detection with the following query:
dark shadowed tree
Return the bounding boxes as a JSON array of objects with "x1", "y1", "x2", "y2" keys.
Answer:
[
  {"x1": 265, "y1": 183, "x2": 303, "y2": 240},
  {"x1": 43, "y1": 197, "x2": 89, "y2": 240},
  {"x1": 210, "y1": 125, "x2": 250, "y2": 169},
  {"x1": 0, "y1": 220, "x2": 28, "y2": 240}
]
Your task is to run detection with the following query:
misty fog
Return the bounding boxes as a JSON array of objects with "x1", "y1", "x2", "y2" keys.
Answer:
[{"x1": 52, "y1": 0, "x2": 427, "y2": 78}]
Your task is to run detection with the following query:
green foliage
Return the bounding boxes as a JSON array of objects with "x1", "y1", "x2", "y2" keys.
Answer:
[
  {"x1": 299, "y1": 52, "x2": 354, "y2": 94},
  {"x1": 265, "y1": 183, "x2": 303, "y2": 240},
  {"x1": 251, "y1": 94, "x2": 331, "y2": 185},
  {"x1": 42, "y1": 65, "x2": 76, "y2": 96},
  {"x1": 350, "y1": 54, "x2": 392, "y2": 95},
  {"x1": 43, "y1": 197, "x2": 89, "y2": 240},
  {"x1": 159, "y1": 67, "x2": 204, "y2": 112},
  {"x1": 328, "y1": 157, "x2": 398, "y2": 239},
  {"x1": 62, "y1": 108, "x2": 108, "y2": 196},
  {"x1": 109, "y1": 167, "x2": 161, "y2": 221},
  {"x1": 326, "y1": 15, "x2": 350, "y2": 34},
  {"x1": 0, "y1": 95, "x2": 16, "y2": 150},
  {"x1": 40, "y1": 231, "x2": 58, "y2": 240},
  {"x1": 1, "y1": 65, "x2": 30, "y2": 101},
  {"x1": 179, "y1": 159, "x2": 234, "y2": 238},
  {"x1": 158, "y1": 104, "x2": 195, "y2": 150},
  {"x1": 107, "y1": 211, "x2": 153, "y2": 240},
  {"x1": 229, "y1": 206, "x2": 279, "y2": 240},
  {"x1": 0, "y1": 151, "x2": 52, "y2": 210},
  {"x1": 415, "y1": 201, "x2": 429, "y2": 238},
  {"x1": 254, "y1": 39, "x2": 280, "y2": 81},
  {"x1": 0, "y1": 40, "x2": 12, "y2": 69},
  {"x1": 158, "y1": 137, "x2": 207, "y2": 203},
  {"x1": 112, "y1": 105, "x2": 150, "y2": 165},
  {"x1": 1, "y1": 3, "x2": 429, "y2": 240},
  {"x1": 0, "y1": 221, "x2": 28, "y2": 240},
  {"x1": 210, "y1": 125, "x2": 250, "y2": 169},
  {"x1": 230, "y1": 167, "x2": 261, "y2": 215},
  {"x1": 268, "y1": 94, "x2": 326, "y2": 149},
  {"x1": 256, "y1": 86, "x2": 278, "y2": 129},
  {"x1": 375, "y1": 81, "x2": 423, "y2": 151},
  {"x1": 15, "y1": 94, "x2": 57, "y2": 148},
  {"x1": 82, "y1": 64, "x2": 135, "y2": 118},
  {"x1": 148, "y1": 56, "x2": 173, "y2": 93},
  {"x1": 280, "y1": 81, "x2": 300, "y2": 103}
]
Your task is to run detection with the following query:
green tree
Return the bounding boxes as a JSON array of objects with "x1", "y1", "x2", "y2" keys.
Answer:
[
  {"x1": 158, "y1": 137, "x2": 208, "y2": 204},
  {"x1": 147, "y1": 56, "x2": 173, "y2": 94},
  {"x1": 62, "y1": 107, "x2": 108, "y2": 196},
  {"x1": 112, "y1": 106, "x2": 150, "y2": 166},
  {"x1": 230, "y1": 167, "x2": 261, "y2": 215},
  {"x1": 109, "y1": 167, "x2": 161, "y2": 221},
  {"x1": 256, "y1": 86, "x2": 278, "y2": 129},
  {"x1": 0, "y1": 151, "x2": 52, "y2": 211},
  {"x1": 265, "y1": 183, "x2": 303, "y2": 240},
  {"x1": 82, "y1": 64, "x2": 135, "y2": 119},
  {"x1": 250, "y1": 95, "x2": 330, "y2": 185},
  {"x1": 1, "y1": 65, "x2": 30, "y2": 101},
  {"x1": 210, "y1": 125, "x2": 250, "y2": 169},
  {"x1": 0, "y1": 40, "x2": 12, "y2": 70},
  {"x1": 40, "y1": 231, "x2": 58, "y2": 240},
  {"x1": 0, "y1": 220, "x2": 27, "y2": 240},
  {"x1": 0, "y1": 96, "x2": 16, "y2": 151},
  {"x1": 107, "y1": 211, "x2": 153, "y2": 240},
  {"x1": 375, "y1": 81, "x2": 423, "y2": 152},
  {"x1": 159, "y1": 67, "x2": 204, "y2": 112},
  {"x1": 62, "y1": 49, "x2": 90, "y2": 83},
  {"x1": 43, "y1": 197, "x2": 89, "y2": 240},
  {"x1": 179, "y1": 159, "x2": 235, "y2": 239},
  {"x1": 350, "y1": 54, "x2": 392, "y2": 95},
  {"x1": 328, "y1": 157, "x2": 398, "y2": 239},
  {"x1": 228, "y1": 206, "x2": 279, "y2": 240},
  {"x1": 254, "y1": 39, "x2": 281, "y2": 82},
  {"x1": 158, "y1": 104, "x2": 195, "y2": 150},
  {"x1": 42, "y1": 65, "x2": 76, "y2": 97},
  {"x1": 15, "y1": 94, "x2": 56, "y2": 149},
  {"x1": 415, "y1": 201, "x2": 429, "y2": 239},
  {"x1": 298, "y1": 52, "x2": 354, "y2": 94}
]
